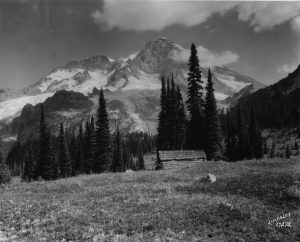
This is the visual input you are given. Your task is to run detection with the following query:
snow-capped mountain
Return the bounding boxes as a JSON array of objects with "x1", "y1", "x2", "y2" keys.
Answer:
[
  {"x1": 23, "y1": 37, "x2": 263, "y2": 98},
  {"x1": 0, "y1": 38, "x2": 264, "y2": 140}
]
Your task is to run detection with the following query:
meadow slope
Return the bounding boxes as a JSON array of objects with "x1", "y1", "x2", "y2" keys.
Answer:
[{"x1": 0, "y1": 158, "x2": 300, "y2": 241}]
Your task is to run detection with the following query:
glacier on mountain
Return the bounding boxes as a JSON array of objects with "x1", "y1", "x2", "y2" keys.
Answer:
[{"x1": 0, "y1": 93, "x2": 54, "y2": 121}]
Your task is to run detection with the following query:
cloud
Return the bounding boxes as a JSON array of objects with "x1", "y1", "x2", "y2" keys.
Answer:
[
  {"x1": 170, "y1": 46, "x2": 239, "y2": 68},
  {"x1": 277, "y1": 64, "x2": 298, "y2": 74},
  {"x1": 236, "y1": 2, "x2": 300, "y2": 32},
  {"x1": 291, "y1": 16, "x2": 300, "y2": 33},
  {"x1": 91, "y1": 1, "x2": 300, "y2": 32},
  {"x1": 91, "y1": 1, "x2": 236, "y2": 31}
]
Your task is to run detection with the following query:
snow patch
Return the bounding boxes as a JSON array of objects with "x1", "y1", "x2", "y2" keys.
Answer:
[
  {"x1": 215, "y1": 92, "x2": 229, "y2": 101},
  {"x1": 120, "y1": 61, "x2": 128, "y2": 68},
  {"x1": 115, "y1": 78, "x2": 126, "y2": 89},
  {"x1": 72, "y1": 70, "x2": 112, "y2": 94},
  {"x1": 0, "y1": 93, "x2": 54, "y2": 120},
  {"x1": 2, "y1": 136, "x2": 17, "y2": 142},
  {"x1": 129, "y1": 112, "x2": 147, "y2": 131},
  {"x1": 215, "y1": 73, "x2": 250, "y2": 92},
  {"x1": 108, "y1": 57, "x2": 115, "y2": 62},
  {"x1": 121, "y1": 51, "x2": 140, "y2": 62},
  {"x1": 40, "y1": 68, "x2": 85, "y2": 92},
  {"x1": 122, "y1": 71, "x2": 160, "y2": 91},
  {"x1": 37, "y1": 69, "x2": 114, "y2": 95}
]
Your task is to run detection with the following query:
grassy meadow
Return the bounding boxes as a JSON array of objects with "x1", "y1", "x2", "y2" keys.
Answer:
[{"x1": 0, "y1": 158, "x2": 300, "y2": 241}]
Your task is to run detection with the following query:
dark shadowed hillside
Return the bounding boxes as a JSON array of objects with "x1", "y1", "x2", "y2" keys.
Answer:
[{"x1": 232, "y1": 65, "x2": 300, "y2": 129}]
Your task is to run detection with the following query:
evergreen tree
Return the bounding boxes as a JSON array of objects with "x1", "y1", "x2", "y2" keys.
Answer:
[
  {"x1": 204, "y1": 69, "x2": 221, "y2": 160},
  {"x1": 225, "y1": 111, "x2": 237, "y2": 161},
  {"x1": 22, "y1": 144, "x2": 35, "y2": 181},
  {"x1": 129, "y1": 155, "x2": 135, "y2": 170},
  {"x1": 112, "y1": 126, "x2": 124, "y2": 172},
  {"x1": 38, "y1": 105, "x2": 56, "y2": 180},
  {"x1": 269, "y1": 140, "x2": 276, "y2": 159},
  {"x1": 249, "y1": 108, "x2": 263, "y2": 159},
  {"x1": 90, "y1": 115, "x2": 95, "y2": 131},
  {"x1": 169, "y1": 75, "x2": 178, "y2": 149},
  {"x1": 83, "y1": 120, "x2": 92, "y2": 173},
  {"x1": 236, "y1": 106, "x2": 249, "y2": 160},
  {"x1": 157, "y1": 77, "x2": 169, "y2": 150},
  {"x1": 186, "y1": 43, "x2": 205, "y2": 149},
  {"x1": 68, "y1": 127, "x2": 77, "y2": 174},
  {"x1": 74, "y1": 124, "x2": 84, "y2": 174},
  {"x1": 286, "y1": 145, "x2": 291, "y2": 159},
  {"x1": 263, "y1": 140, "x2": 268, "y2": 155},
  {"x1": 175, "y1": 86, "x2": 186, "y2": 150},
  {"x1": 95, "y1": 88, "x2": 112, "y2": 173},
  {"x1": 88, "y1": 116, "x2": 96, "y2": 172},
  {"x1": 0, "y1": 143, "x2": 11, "y2": 184},
  {"x1": 166, "y1": 78, "x2": 171, "y2": 149},
  {"x1": 122, "y1": 145, "x2": 130, "y2": 170},
  {"x1": 50, "y1": 135, "x2": 59, "y2": 179},
  {"x1": 137, "y1": 144, "x2": 145, "y2": 170},
  {"x1": 58, "y1": 122, "x2": 72, "y2": 178}
]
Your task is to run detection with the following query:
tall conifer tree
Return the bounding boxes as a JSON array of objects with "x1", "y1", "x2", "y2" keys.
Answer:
[
  {"x1": 175, "y1": 86, "x2": 186, "y2": 150},
  {"x1": 88, "y1": 116, "x2": 96, "y2": 172},
  {"x1": 186, "y1": 43, "x2": 205, "y2": 149},
  {"x1": 112, "y1": 126, "x2": 124, "y2": 172},
  {"x1": 75, "y1": 124, "x2": 84, "y2": 174},
  {"x1": 204, "y1": 69, "x2": 221, "y2": 160},
  {"x1": 169, "y1": 76, "x2": 178, "y2": 149},
  {"x1": 58, "y1": 122, "x2": 72, "y2": 178},
  {"x1": 0, "y1": 143, "x2": 11, "y2": 184},
  {"x1": 157, "y1": 77, "x2": 168, "y2": 150},
  {"x1": 95, "y1": 88, "x2": 112, "y2": 172},
  {"x1": 83, "y1": 120, "x2": 92, "y2": 173},
  {"x1": 225, "y1": 110, "x2": 237, "y2": 161},
  {"x1": 38, "y1": 105, "x2": 56, "y2": 180},
  {"x1": 122, "y1": 144, "x2": 130, "y2": 170},
  {"x1": 137, "y1": 143, "x2": 145, "y2": 170},
  {"x1": 249, "y1": 108, "x2": 263, "y2": 159},
  {"x1": 236, "y1": 106, "x2": 249, "y2": 160},
  {"x1": 22, "y1": 144, "x2": 35, "y2": 181}
]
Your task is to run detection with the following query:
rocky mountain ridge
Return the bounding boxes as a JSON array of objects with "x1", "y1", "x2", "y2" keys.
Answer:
[{"x1": 0, "y1": 38, "x2": 265, "y2": 141}]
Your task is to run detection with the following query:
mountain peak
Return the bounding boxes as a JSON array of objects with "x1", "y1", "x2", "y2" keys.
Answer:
[{"x1": 142, "y1": 37, "x2": 185, "y2": 53}]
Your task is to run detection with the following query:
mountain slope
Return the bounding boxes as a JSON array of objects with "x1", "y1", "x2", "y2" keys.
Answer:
[
  {"x1": 22, "y1": 38, "x2": 263, "y2": 99},
  {"x1": 232, "y1": 65, "x2": 300, "y2": 129},
  {"x1": 0, "y1": 38, "x2": 264, "y2": 140}
]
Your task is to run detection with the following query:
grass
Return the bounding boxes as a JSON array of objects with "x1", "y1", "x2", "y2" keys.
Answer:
[{"x1": 0, "y1": 158, "x2": 300, "y2": 241}]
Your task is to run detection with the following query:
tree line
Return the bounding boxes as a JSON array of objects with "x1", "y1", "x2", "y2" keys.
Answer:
[
  {"x1": 6, "y1": 89, "x2": 155, "y2": 181},
  {"x1": 219, "y1": 106, "x2": 263, "y2": 161}
]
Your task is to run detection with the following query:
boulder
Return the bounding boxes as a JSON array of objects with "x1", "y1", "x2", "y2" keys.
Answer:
[
  {"x1": 125, "y1": 169, "x2": 134, "y2": 173},
  {"x1": 280, "y1": 185, "x2": 300, "y2": 200},
  {"x1": 207, "y1": 173, "x2": 217, "y2": 183}
]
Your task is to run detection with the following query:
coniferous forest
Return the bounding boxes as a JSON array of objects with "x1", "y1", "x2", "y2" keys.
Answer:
[
  {"x1": 157, "y1": 43, "x2": 263, "y2": 161},
  {"x1": 6, "y1": 88, "x2": 156, "y2": 181}
]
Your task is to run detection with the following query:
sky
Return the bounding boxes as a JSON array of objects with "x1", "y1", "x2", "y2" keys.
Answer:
[{"x1": 0, "y1": 0, "x2": 300, "y2": 89}]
